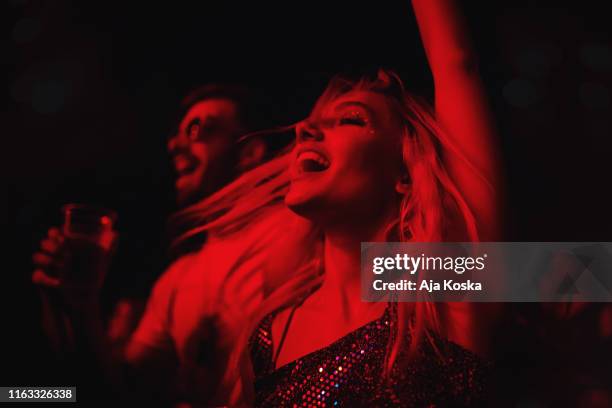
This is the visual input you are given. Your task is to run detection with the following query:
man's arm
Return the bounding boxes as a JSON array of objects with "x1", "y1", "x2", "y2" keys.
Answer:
[{"x1": 32, "y1": 227, "x2": 181, "y2": 403}]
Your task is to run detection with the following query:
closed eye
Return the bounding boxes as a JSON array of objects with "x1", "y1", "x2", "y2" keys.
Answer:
[{"x1": 339, "y1": 115, "x2": 367, "y2": 126}]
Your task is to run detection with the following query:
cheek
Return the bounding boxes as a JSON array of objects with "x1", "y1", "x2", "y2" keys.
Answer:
[
  {"x1": 324, "y1": 142, "x2": 397, "y2": 206},
  {"x1": 204, "y1": 138, "x2": 234, "y2": 167},
  {"x1": 333, "y1": 135, "x2": 398, "y2": 183},
  {"x1": 190, "y1": 144, "x2": 209, "y2": 172}
]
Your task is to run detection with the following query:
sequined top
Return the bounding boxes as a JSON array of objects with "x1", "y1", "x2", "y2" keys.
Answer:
[{"x1": 249, "y1": 304, "x2": 489, "y2": 407}]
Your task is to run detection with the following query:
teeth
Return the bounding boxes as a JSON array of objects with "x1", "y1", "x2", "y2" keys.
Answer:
[{"x1": 298, "y1": 151, "x2": 330, "y2": 168}]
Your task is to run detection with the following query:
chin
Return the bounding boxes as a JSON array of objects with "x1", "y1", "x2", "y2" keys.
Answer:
[
  {"x1": 285, "y1": 186, "x2": 336, "y2": 225},
  {"x1": 176, "y1": 189, "x2": 196, "y2": 207},
  {"x1": 175, "y1": 175, "x2": 204, "y2": 207},
  {"x1": 286, "y1": 189, "x2": 315, "y2": 216}
]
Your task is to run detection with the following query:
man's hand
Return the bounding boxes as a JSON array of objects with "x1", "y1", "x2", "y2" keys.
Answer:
[
  {"x1": 32, "y1": 227, "x2": 65, "y2": 288},
  {"x1": 32, "y1": 226, "x2": 117, "y2": 308}
]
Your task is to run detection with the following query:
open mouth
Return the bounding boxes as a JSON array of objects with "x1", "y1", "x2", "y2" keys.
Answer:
[
  {"x1": 174, "y1": 155, "x2": 199, "y2": 176},
  {"x1": 297, "y1": 150, "x2": 330, "y2": 173}
]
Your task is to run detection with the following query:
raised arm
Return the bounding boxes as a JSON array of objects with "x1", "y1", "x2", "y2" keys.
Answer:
[{"x1": 412, "y1": 0, "x2": 502, "y2": 241}]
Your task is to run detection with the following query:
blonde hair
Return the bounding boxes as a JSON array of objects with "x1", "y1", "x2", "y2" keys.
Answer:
[{"x1": 171, "y1": 69, "x2": 483, "y2": 405}]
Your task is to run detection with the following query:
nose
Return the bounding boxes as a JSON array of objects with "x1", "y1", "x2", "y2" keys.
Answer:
[
  {"x1": 296, "y1": 121, "x2": 323, "y2": 143},
  {"x1": 167, "y1": 132, "x2": 189, "y2": 153}
]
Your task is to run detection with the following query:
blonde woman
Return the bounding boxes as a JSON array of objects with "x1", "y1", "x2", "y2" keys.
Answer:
[{"x1": 236, "y1": 0, "x2": 501, "y2": 406}]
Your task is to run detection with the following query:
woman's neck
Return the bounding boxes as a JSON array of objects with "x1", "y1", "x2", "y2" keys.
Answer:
[
  {"x1": 323, "y1": 232, "x2": 367, "y2": 288},
  {"x1": 316, "y1": 219, "x2": 391, "y2": 320}
]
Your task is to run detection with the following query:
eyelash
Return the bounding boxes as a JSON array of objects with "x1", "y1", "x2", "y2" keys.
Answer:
[{"x1": 338, "y1": 114, "x2": 366, "y2": 126}]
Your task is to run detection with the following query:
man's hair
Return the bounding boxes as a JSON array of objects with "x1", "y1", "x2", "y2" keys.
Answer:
[
  {"x1": 176, "y1": 83, "x2": 292, "y2": 157},
  {"x1": 178, "y1": 83, "x2": 260, "y2": 137}
]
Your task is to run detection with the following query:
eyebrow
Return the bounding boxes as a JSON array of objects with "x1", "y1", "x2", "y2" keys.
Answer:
[{"x1": 185, "y1": 114, "x2": 221, "y2": 129}]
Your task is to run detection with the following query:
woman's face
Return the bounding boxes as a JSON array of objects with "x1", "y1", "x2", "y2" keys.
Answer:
[{"x1": 286, "y1": 90, "x2": 405, "y2": 225}]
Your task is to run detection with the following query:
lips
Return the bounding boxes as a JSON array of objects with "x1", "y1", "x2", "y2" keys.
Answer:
[
  {"x1": 296, "y1": 150, "x2": 330, "y2": 174},
  {"x1": 173, "y1": 155, "x2": 199, "y2": 176}
]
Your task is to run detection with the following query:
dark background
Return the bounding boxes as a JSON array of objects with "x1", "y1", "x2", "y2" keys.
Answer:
[{"x1": 3, "y1": 0, "x2": 611, "y2": 405}]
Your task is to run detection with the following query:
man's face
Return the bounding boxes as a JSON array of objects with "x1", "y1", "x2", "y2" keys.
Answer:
[{"x1": 168, "y1": 98, "x2": 242, "y2": 206}]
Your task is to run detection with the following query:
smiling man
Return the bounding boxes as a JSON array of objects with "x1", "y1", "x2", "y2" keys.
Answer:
[
  {"x1": 169, "y1": 84, "x2": 264, "y2": 207},
  {"x1": 32, "y1": 83, "x2": 286, "y2": 406}
]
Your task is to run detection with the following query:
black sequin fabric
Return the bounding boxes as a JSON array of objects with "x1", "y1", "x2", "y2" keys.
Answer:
[{"x1": 249, "y1": 304, "x2": 489, "y2": 407}]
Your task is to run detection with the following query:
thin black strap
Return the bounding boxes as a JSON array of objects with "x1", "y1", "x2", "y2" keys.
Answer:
[
  {"x1": 272, "y1": 261, "x2": 324, "y2": 368},
  {"x1": 272, "y1": 302, "x2": 300, "y2": 368}
]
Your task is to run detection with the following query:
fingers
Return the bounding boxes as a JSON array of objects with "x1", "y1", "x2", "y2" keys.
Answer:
[
  {"x1": 40, "y1": 238, "x2": 59, "y2": 254},
  {"x1": 32, "y1": 252, "x2": 55, "y2": 267},
  {"x1": 35, "y1": 228, "x2": 66, "y2": 262},
  {"x1": 40, "y1": 228, "x2": 65, "y2": 254},
  {"x1": 48, "y1": 227, "x2": 63, "y2": 241},
  {"x1": 32, "y1": 227, "x2": 67, "y2": 281},
  {"x1": 32, "y1": 269, "x2": 61, "y2": 288}
]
